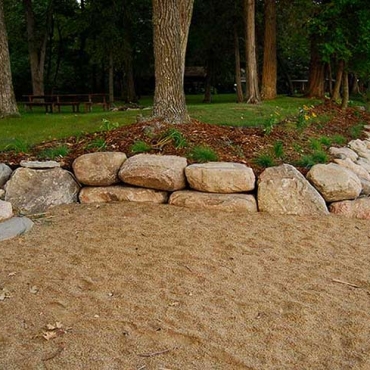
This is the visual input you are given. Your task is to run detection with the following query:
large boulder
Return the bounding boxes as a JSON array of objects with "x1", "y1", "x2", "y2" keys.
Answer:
[
  {"x1": 4, "y1": 167, "x2": 80, "y2": 214},
  {"x1": 329, "y1": 147, "x2": 358, "y2": 161},
  {"x1": 257, "y1": 164, "x2": 328, "y2": 215},
  {"x1": 348, "y1": 139, "x2": 370, "y2": 160},
  {"x1": 72, "y1": 152, "x2": 127, "y2": 186},
  {"x1": 0, "y1": 200, "x2": 13, "y2": 222},
  {"x1": 79, "y1": 186, "x2": 168, "y2": 204},
  {"x1": 306, "y1": 163, "x2": 362, "y2": 202},
  {"x1": 119, "y1": 154, "x2": 187, "y2": 191},
  {"x1": 333, "y1": 158, "x2": 370, "y2": 181},
  {"x1": 169, "y1": 190, "x2": 257, "y2": 212},
  {"x1": 329, "y1": 198, "x2": 370, "y2": 219},
  {"x1": 0, "y1": 164, "x2": 12, "y2": 188},
  {"x1": 185, "y1": 162, "x2": 255, "y2": 193},
  {"x1": 356, "y1": 158, "x2": 370, "y2": 173},
  {"x1": 0, "y1": 217, "x2": 34, "y2": 242}
]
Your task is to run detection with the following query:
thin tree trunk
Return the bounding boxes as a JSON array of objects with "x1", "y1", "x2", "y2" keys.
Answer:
[
  {"x1": 341, "y1": 70, "x2": 349, "y2": 110},
  {"x1": 23, "y1": 0, "x2": 53, "y2": 96},
  {"x1": 152, "y1": 0, "x2": 193, "y2": 124},
  {"x1": 306, "y1": 37, "x2": 325, "y2": 98},
  {"x1": 244, "y1": 0, "x2": 260, "y2": 104},
  {"x1": 108, "y1": 50, "x2": 114, "y2": 103},
  {"x1": 261, "y1": 0, "x2": 277, "y2": 100},
  {"x1": 332, "y1": 59, "x2": 344, "y2": 101},
  {"x1": 351, "y1": 73, "x2": 360, "y2": 95},
  {"x1": 123, "y1": 41, "x2": 137, "y2": 103},
  {"x1": 0, "y1": 0, "x2": 19, "y2": 118},
  {"x1": 327, "y1": 62, "x2": 333, "y2": 96},
  {"x1": 203, "y1": 54, "x2": 214, "y2": 103},
  {"x1": 234, "y1": 25, "x2": 243, "y2": 103},
  {"x1": 277, "y1": 54, "x2": 294, "y2": 96}
]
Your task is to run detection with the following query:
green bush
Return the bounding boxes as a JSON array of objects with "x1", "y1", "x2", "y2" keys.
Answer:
[{"x1": 253, "y1": 154, "x2": 276, "y2": 168}]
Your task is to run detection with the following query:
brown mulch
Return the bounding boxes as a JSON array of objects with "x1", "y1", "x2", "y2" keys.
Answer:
[{"x1": 0, "y1": 100, "x2": 369, "y2": 176}]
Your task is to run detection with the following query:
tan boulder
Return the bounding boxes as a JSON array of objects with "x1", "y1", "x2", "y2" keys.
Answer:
[
  {"x1": 307, "y1": 163, "x2": 362, "y2": 202},
  {"x1": 329, "y1": 198, "x2": 370, "y2": 219},
  {"x1": 119, "y1": 154, "x2": 187, "y2": 191},
  {"x1": 0, "y1": 200, "x2": 13, "y2": 222},
  {"x1": 72, "y1": 152, "x2": 127, "y2": 186},
  {"x1": 329, "y1": 147, "x2": 358, "y2": 161},
  {"x1": 169, "y1": 190, "x2": 257, "y2": 212},
  {"x1": 257, "y1": 164, "x2": 328, "y2": 215},
  {"x1": 348, "y1": 139, "x2": 370, "y2": 160},
  {"x1": 185, "y1": 162, "x2": 255, "y2": 193},
  {"x1": 4, "y1": 167, "x2": 80, "y2": 214},
  {"x1": 334, "y1": 158, "x2": 370, "y2": 181},
  {"x1": 79, "y1": 186, "x2": 168, "y2": 204}
]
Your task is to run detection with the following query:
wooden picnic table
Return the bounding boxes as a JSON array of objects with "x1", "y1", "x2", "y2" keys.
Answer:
[{"x1": 23, "y1": 94, "x2": 110, "y2": 113}]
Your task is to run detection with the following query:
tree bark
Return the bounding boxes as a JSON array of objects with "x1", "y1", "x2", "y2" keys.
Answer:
[
  {"x1": 0, "y1": 0, "x2": 19, "y2": 118},
  {"x1": 203, "y1": 54, "x2": 214, "y2": 103},
  {"x1": 341, "y1": 70, "x2": 349, "y2": 110},
  {"x1": 152, "y1": 0, "x2": 194, "y2": 124},
  {"x1": 306, "y1": 37, "x2": 325, "y2": 98},
  {"x1": 244, "y1": 0, "x2": 260, "y2": 104},
  {"x1": 108, "y1": 50, "x2": 114, "y2": 103},
  {"x1": 23, "y1": 0, "x2": 53, "y2": 96},
  {"x1": 261, "y1": 0, "x2": 277, "y2": 100},
  {"x1": 234, "y1": 25, "x2": 244, "y2": 103},
  {"x1": 331, "y1": 59, "x2": 344, "y2": 102}
]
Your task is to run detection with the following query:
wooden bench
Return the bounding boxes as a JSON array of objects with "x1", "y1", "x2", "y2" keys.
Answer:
[
  {"x1": 84, "y1": 94, "x2": 110, "y2": 112},
  {"x1": 53, "y1": 95, "x2": 81, "y2": 113},
  {"x1": 23, "y1": 95, "x2": 55, "y2": 113}
]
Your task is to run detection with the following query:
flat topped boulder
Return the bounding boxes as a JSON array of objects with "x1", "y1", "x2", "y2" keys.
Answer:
[
  {"x1": 169, "y1": 190, "x2": 257, "y2": 212},
  {"x1": 185, "y1": 162, "x2": 255, "y2": 193},
  {"x1": 306, "y1": 163, "x2": 362, "y2": 202},
  {"x1": 79, "y1": 186, "x2": 168, "y2": 204},
  {"x1": 257, "y1": 164, "x2": 328, "y2": 215},
  {"x1": 20, "y1": 160, "x2": 60, "y2": 169},
  {"x1": 5, "y1": 167, "x2": 80, "y2": 214},
  {"x1": 118, "y1": 154, "x2": 187, "y2": 191},
  {"x1": 72, "y1": 152, "x2": 127, "y2": 186}
]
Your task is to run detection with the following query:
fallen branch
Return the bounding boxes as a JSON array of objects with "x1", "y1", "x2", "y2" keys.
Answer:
[
  {"x1": 42, "y1": 345, "x2": 65, "y2": 361},
  {"x1": 332, "y1": 278, "x2": 360, "y2": 289},
  {"x1": 138, "y1": 347, "x2": 177, "y2": 358}
]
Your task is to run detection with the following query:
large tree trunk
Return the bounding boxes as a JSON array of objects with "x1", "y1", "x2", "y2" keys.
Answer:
[
  {"x1": 152, "y1": 0, "x2": 194, "y2": 124},
  {"x1": 0, "y1": 0, "x2": 19, "y2": 118},
  {"x1": 261, "y1": 0, "x2": 277, "y2": 100},
  {"x1": 331, "y1": 59, "x2": 345, "y2": 102},
  {"x1": 23, "y1": 0, "x2": 53, "y2": 96},
  {"x1": 244, "y1": 0, "x2": 260, "y2": 104},
  {"x1": 234, "y1": 25, "x2": 244, "y2": 103},
  {"x1": 306, "y1": 37, "x2": 325, "y2": 98}
]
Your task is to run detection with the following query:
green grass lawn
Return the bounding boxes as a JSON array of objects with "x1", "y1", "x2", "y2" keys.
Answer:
[{"x1": 0, "y1": 94, "x2": 320, "y2": 151}]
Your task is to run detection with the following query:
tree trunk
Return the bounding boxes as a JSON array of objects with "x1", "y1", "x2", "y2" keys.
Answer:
[
  {"x1": 108, "y1": 50, "x2": 114, "y2": 103},
  {"x1": 341, "y1": 70, "x2": 349, "y2": 110},
  {"x1": 277, "y1": 54, "x2": 294, "y2": 96},
  {"x1": 0, "y1": 0, "x2": 19, "y2": 118},
  {"x1": 326, "y1": 62, "x2": 333, "y2": 97},
  {"x1": 306, "y1": 37, "x2": 325, "y2": 98},
  {"x1": 244, "y1": 0, "x2": 260, "y2": 104},
  {"x1": 331, "y1": 59, "x2": 344, "y2": 102},
  {"x1": 123, "y1": 41, "x2": 138, "y2": 103},
  {"x1": 234, "y1": 25, "x2": 244, "y2": 103},
  {"x1": 350, "y1": 73, "x2": 360, "y2": 95},
  {"x1": 23, "y1": 0, "x2": 53, "y2": 96},
  {"x1": 203, "y1": 54, "x2": 214, "y2": 103},
  {"x1": 152, "y1": 0, "x2": 194, "y2": 124},
  {"x1": 261, "y1": 0, "x2": 277, "y2": 100}
]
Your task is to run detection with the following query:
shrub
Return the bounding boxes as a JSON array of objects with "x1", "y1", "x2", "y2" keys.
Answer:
[
  {"x1": 85, "y1": 137, "x2": 107, "y2": 150},
  {"x1": 349, "y1": 122, "x2": 365, "y2": 139},
  {"x1": 5, "y1": 139, "x2": 30, "y2": 153},
  {"x1": 273, "y1": 140, "x2": 284, "y2": 159}
]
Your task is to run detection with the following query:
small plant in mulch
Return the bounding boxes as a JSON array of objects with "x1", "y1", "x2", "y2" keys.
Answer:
[
  {"x1": 296, "y1": 150, "x2": 329, "y2": 169},
  {"x1": 189, "y1": 145, "x2": 218, "y2": 162},
  {"x1": 273, "y1": 140, "x2": 285, "y2": 159},
  {"x1": 84, "y1": 137, "x2": 107, "y2": 150},
  {"x1": 253, "y1": 153, "x2": 276, "y2": 168},
  {"x1": 349, "y1": 122, "x2": 366, "y2": 139},
  {"x1": 5, "y1": 138, "x2": 31, "y2": 154},
  {"x1": 39, "y1": 145, "x2": 69, "y2": 160},
  {"x1": 130, "y1": 140, "x2": 152, "y2": 154},
  {"x1": 100, "y1": 118, "x2": 119, "y2": 131}
]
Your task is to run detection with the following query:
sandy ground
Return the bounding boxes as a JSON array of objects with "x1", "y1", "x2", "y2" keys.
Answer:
[{"x1": 1, "y1": 202, "x2": 370, "y2": 370}]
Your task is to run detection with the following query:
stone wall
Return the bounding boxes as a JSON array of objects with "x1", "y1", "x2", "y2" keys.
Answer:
[{"x1": 1, "y1": 132, "x2": 370, "y2": 240}]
